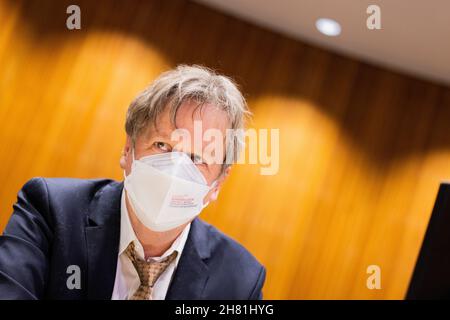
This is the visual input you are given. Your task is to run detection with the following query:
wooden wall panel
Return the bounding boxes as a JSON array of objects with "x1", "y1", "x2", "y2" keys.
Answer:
[{"x1": 0, "y1": 0, "x2": 449, "y2": 299}]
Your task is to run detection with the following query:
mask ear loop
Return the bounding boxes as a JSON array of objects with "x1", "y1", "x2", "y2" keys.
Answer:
[
  {"x1": 131, "y1": 145, "x2": 136, "y2": 162},
  {"x1": 210, "y1": 179, "x2": 218, "y2": 190},
  {"x1": 210, "y1": 179, "x2": 220, "y2": 198}
]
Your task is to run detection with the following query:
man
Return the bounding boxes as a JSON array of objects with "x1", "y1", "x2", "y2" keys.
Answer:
[{"x1": 0, "y1": 65, "x2": 266, "y2": 299}]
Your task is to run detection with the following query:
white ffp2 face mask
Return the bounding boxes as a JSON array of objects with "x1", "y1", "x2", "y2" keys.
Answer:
[{"x1": 124, "y1": 151, "x2": 216, "y2": 232}]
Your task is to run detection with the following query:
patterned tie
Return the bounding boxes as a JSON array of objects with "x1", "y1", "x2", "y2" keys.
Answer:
[{"x1": 125, "y1": 241, "x2": 178, "y2": 300}]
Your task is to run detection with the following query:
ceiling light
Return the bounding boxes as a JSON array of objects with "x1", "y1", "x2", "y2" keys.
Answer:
[{"x1": 315, "y1": 18, "x2": 341, "y2": 37}]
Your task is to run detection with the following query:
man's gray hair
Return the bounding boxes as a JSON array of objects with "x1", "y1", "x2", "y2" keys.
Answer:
[{"x1": 125, "y1": 64, "x2": 251, "y2": 167}]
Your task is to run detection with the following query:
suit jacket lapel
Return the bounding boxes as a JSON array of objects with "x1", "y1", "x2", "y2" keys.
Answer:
[
  {"x1": 166, "y1": 218, "x2": 211, "y2": 300},
  {"x1": 85, "y1": 180, "x2": 122, "y2": 299}
]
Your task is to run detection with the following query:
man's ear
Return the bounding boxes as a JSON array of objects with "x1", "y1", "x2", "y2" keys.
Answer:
[
  {"x1": 119, "y1": 136, "x2": 132, "y2": 170},
  {"x1": 210, "y1": 166, "x2": 231, "y2": 201}
]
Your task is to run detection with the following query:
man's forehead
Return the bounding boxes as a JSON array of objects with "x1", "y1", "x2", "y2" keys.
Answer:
[{"x1": 149, "y1": 120, "x2": 175, "y2": 138}]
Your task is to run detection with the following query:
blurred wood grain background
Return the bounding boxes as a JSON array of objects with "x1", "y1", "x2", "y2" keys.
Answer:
[{"x1": 1, "y1": 0, "x2": 449, "y2": 299}]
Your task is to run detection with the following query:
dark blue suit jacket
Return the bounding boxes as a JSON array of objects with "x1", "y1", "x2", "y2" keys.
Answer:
[{"x1": 0, "y1": 178, "x2": 266, "y2": 299}]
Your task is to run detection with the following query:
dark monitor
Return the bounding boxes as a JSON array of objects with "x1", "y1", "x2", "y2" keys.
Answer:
[{"x1": 406, "y1": 182, "x2": 450, "y2": 299}]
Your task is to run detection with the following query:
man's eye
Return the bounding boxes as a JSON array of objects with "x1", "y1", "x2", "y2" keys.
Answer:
[{"x1": 153, "y1": 142, "x2": 171, "y2": 152}]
